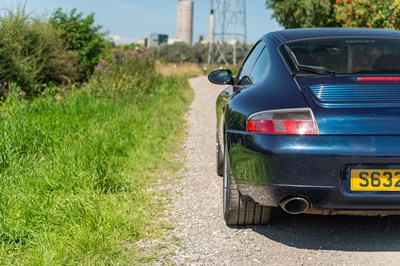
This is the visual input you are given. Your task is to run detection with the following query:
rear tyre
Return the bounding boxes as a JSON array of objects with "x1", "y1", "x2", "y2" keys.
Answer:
[
  {"x1": 216, "y1": 134, "x2": 224, "y2": 176},
  {"x1": 223, "y1": 147, "x2": 272, "y2": 226}
]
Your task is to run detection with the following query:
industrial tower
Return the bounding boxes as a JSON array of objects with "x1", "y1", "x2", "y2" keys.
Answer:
[
  {"x1": 208, "y1": 0, "x2": 247, "y2": 65},
  {"x1": 177, "y1": 0, "x2": 194, "y2": 45}
]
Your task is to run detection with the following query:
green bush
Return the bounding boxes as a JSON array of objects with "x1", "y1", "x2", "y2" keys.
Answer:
[
  {"x1": 87, "y1": 49, "x2": 159, "y2": 98},
  {"x1": 50, "y1": 8, "x2": 106, "y2": 81},
  {"x1": 0, "y1": 8, "x2": 80, "y2": 95}
]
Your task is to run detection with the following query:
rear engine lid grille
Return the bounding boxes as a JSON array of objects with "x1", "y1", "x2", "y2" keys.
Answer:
[{"x1": 309, "y1": 84, "x2": 400, "y2": 108}]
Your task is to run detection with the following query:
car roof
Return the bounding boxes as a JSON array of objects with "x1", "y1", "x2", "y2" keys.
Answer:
[{"x1": 265, "y1": 28, "x2": 400, "y2": 43}]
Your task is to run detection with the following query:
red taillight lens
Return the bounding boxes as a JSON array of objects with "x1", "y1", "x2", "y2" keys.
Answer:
[{"x1": 247, "y1": 109, "x2": 318, "y2": 135}]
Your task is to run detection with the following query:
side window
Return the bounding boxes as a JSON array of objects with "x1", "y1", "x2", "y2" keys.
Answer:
[
  {"x1": 237, "y1": 42, "x2": 265, "y2": 85},
  {"x1": 249, "y1": 47, "x2": 270, "y2": 84}
]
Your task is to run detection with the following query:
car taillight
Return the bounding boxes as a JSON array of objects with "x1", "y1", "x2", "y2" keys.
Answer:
[
  {"x1": 357, "y1": 77, "x2": 400, "y2": 82},
  {"x1": 247, "y1": 108, "x2": 318, "y2": 135}
]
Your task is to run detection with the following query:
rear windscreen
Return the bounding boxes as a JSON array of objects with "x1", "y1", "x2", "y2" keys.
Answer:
[{"x1": 285, "y1": 38, "x2": 400, "y2": 74}]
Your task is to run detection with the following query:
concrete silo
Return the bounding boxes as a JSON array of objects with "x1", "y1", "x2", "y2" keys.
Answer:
[{"x1": 177, "y1": 0, "x2": 193, "y2": 45}]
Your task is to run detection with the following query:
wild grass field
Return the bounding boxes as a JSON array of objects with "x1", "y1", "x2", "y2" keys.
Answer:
[
  {"x1": 0, "y1": 50, "x2": 192, "y2": 264},
  {"x1": 156, "y1": 62, "x2": 241, "y2": 78}
]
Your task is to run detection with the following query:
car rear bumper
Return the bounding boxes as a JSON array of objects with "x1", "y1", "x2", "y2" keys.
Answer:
[{"x1": 227, "y1": 131, "x2": 400, "y2": 211}]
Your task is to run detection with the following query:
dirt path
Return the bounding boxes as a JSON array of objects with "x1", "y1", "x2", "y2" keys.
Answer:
[{"x1": 168, "y1": 76, "x2": 400, "y2": 265}]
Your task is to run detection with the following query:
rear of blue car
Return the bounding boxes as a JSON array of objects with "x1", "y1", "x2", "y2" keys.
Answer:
[
  {"x1": 230, "y1": 35, "x2": 400, "y2": 217},
  {"x1": 209, "y1": 30, "x2": 400, "y2": 225}
]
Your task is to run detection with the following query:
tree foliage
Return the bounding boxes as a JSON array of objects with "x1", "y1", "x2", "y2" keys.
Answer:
[
  {"x1": 150, "y1": 42, "x2": 251, "y2": 65},
  {"x1": 266, "y1": 0, "x2": 400, "y2": 30},
  {"x1": 334, "y1": 0, "x2": 400, "y2": 29},
  {"x1": 50, "y1": 8, "x2": 105, "y2": 81},
  {"x1": 265, "y1": 0, "x2": 340, "y2": 28},
  {"x1": 150, "y1": 43, "x2": 208, "y2": 63}
]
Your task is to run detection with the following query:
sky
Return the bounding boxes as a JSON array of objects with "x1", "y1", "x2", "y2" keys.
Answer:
[{"x1": 1, "y1": 0, "x2": 283, "y2": 45}]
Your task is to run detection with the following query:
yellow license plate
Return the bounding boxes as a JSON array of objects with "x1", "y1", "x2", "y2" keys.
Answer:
[{"x1": 351, "y1": 169, "x2": 400, "y2": 191}]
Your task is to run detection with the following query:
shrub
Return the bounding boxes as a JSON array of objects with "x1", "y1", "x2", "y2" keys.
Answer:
[
  {"x1": 50, "y1": 8, "x2": 106, "y2": 81},
  {"x1": 0, "y1": 7, "x2": 80, "y2": 95},
  {"x1": 87, "y1": 49, "x2": 158, "y2": 98}
]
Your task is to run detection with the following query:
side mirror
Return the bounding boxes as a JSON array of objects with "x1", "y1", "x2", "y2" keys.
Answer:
[{"x1": 208, "y1": 69, "x2": 234, "y2": 85}]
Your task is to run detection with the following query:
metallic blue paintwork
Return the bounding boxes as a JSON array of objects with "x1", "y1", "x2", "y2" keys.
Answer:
[
  {"x1": 216, "y1": 28, "x2": 400, "y2": 211},
  {"x1": 227, "y1": 131, "x2": 400, "y2": 209},
  {"x1": 269, "y1": 28, "x2": 400, "y2": 43}
]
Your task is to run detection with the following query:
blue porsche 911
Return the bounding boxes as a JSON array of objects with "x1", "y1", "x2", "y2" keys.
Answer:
[{"x1": 208, "y1": 28, "x2": 400, "y2": 226}]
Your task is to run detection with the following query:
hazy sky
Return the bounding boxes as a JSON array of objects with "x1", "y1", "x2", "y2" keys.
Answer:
[{"x1": 1, "y1": 0, "x2": 282, "y2": 44}]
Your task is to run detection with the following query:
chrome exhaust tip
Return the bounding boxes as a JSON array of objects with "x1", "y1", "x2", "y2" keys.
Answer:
[{"x1": 279, "y1": 197, "x2": 310, "y2": 215}]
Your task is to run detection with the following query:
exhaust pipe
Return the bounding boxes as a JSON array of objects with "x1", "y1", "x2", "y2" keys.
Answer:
[{"x1": 279, "y1": 197, "x2": 309, "y2": 215}]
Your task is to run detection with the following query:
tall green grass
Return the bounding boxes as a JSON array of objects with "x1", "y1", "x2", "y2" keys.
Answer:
[{"x1": 0, "y1": 72, "x2": 192, "y2": 264}]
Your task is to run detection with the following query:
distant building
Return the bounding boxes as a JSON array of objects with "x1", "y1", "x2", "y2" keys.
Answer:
[
  {"x1": 148, "y1": 33, "x2": 168, "y2": 47},
  {"x1": 199, "y1": 39, "x2": 209, "y2": 45},
  {"x1": 137, "y1": 38, "x2": 148, "y2": 48},
  {"x1": 227, "y1": 39, "x2": 240, "y2": 45},
  {"x1": 168, "y1": 38, "x2": 183, "y2": 45},
  {"x1": 177, "y1": 0, "x2": 193, "y2": 45}
]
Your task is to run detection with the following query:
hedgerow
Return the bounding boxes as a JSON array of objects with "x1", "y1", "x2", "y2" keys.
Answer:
[{"x1": 0, "y1": 7, "x2": 80, "y2": 96}]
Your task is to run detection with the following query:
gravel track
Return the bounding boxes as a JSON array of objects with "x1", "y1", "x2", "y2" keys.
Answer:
[{"x1": 167, "y1": 76, "x2": 400, "y2": 265}]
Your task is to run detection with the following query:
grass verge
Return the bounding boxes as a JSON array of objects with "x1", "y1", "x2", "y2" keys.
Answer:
[{"x1": 0, "y1": 75, "x2": 192, "y2": 264}]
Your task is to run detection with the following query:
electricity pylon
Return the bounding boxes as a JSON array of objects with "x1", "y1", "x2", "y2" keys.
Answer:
[{"x1": 208, "y1": 0, "x2": 247, "y2": 65}]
